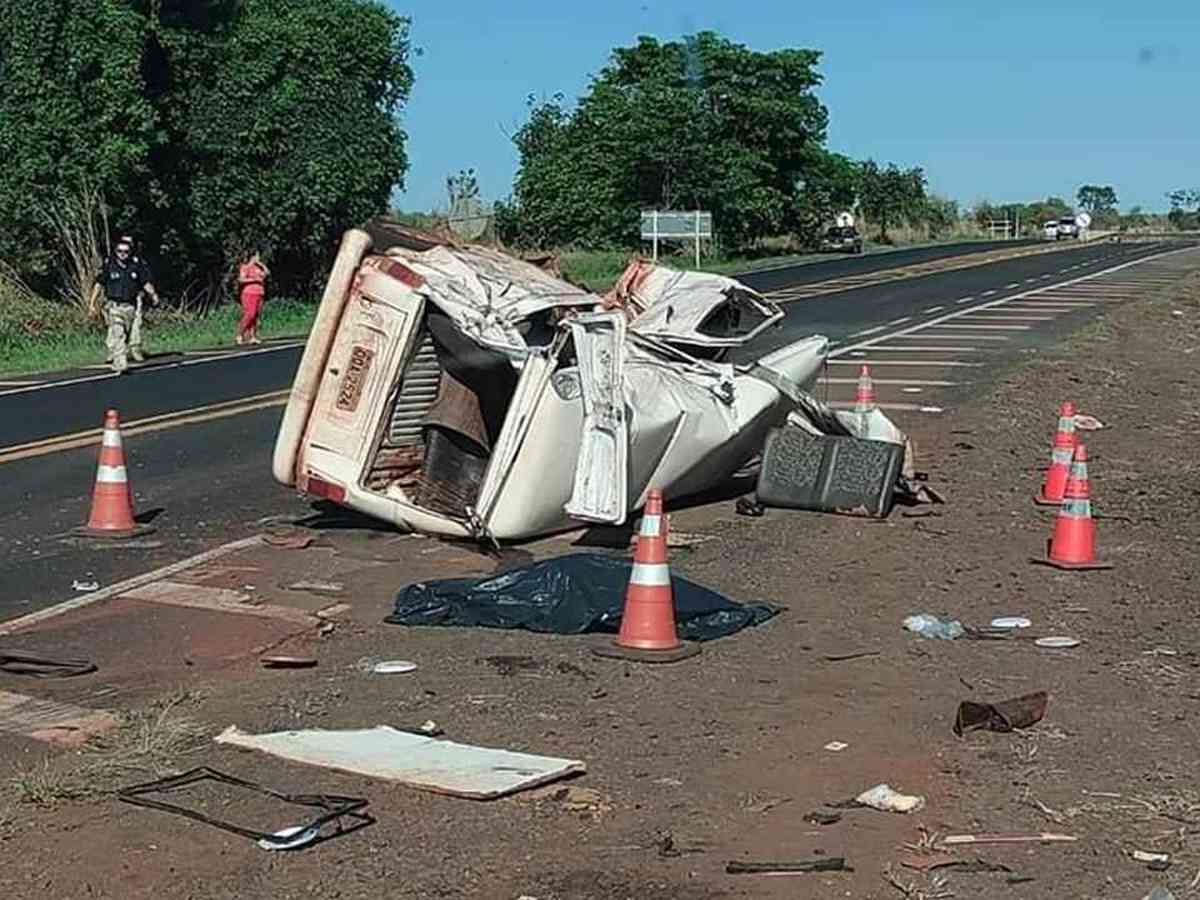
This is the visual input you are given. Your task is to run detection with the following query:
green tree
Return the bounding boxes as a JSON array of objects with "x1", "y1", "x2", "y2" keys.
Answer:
[
  {"x1": 922, "y1": 195, "x2": 960, "y2": 238},
  {"x1": 499, "y1": 32, "x2": 829, "y2": 249},
  {"x1": 180, "y1": 0, "x2": 413, "y2": 295},
  {"x1": 0, "y1": 0, "x2": 412, "y2": 299},
  {"x1": 792, "y1": 150, "x2": 861, "y2": 245},
  {"x1": 858, "y1": 160, "x2": 927, "y2": 243},
  {"x1": 1076, "y1": 184, "x2": 1118, "y2": 216},
  {"x1": 0, "y1": 0, "x2": 158, "y2": 285}
]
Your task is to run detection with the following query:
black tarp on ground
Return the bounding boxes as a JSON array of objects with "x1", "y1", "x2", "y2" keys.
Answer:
[{"x1": 384, "y1": 552, "x2": 780, "y2": 642}]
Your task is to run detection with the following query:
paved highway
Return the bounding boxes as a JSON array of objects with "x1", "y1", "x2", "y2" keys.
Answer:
[
  {"x1": 0, "y1": 238, "x2": 1034, "y2": 449},
  {"x1": 2, "y1": 237, "x2": 1190, "y2": 623}
]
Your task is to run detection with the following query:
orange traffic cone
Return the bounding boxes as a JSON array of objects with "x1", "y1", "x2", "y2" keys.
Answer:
[
  {"x1": 1035, "y1": 401, "x2": 1077, "y2": 506},
  {"x1": 593, "y1": 490, "x2": 700, "y2": 663},
  {"x1": 855, "y1": 365, "x2": 877, "y2": 414},
  {"x1": 74, "y1": 410, "x2": 153, "y2": 540},
  {"x1": 1034, "y1": 443, "x2": 1112, "y2": 571}
]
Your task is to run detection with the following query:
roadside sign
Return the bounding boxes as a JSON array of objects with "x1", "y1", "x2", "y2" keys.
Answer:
[
  {"x1": 835, "y1": 211, "x2": 855, "y2": 228},
  {"x1": 640, "y1": 210, "x2": 713, "y2": 266},
  {"x1": 1075, "y1": 212, "x2": 1092, "y2": 229}
]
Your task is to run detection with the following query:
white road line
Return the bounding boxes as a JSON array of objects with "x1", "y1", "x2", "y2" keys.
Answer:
[
  {"x1": 849, "y1": 324, "x2": 888, "y2": 338},
  {"x1": 0, "y1": 341, "x2": 305, "y2": 399},
  {"x1": 867, "y1": 346, "x2": 982, "y2": 352},
  {"x1": 827, "y1": 401, "x2": 945, "y2": 413},
  {"x1": 958, "y1": 314, "x2": 1056, "y2": 321},
  {"x1": 931, "y1": 323, "x2": 1031, "y2": 330},
  {"x1": 828, "y1": 359, "x2": 984, "y2": 367},
  {"x1": 1025, "y1": 278, "x2": 1038, "y2": 283},
  {"x1": 0, "y1": 535, "x2": 268, "y2": 636},
  {"x1": 818, "y1": 377, "x2": 962, "y2": 386},
  {"x1": 1005, "y1": 282, "x2": 1020, "y2": 288},
  {"x1": 901, "y1": 334, "x2": 1010, "y2": 341},
  {"x1": 829, "y1": 244, "x2": 1197, "y2": 360},
  {"x1": 923, "y1": 305, "x2": 945, "y2": 314},
  {"x1": 982, "y1": 290, "x2": 997, "y2": 296},
  {"x1": 956, "y1": 296, "x2": 975, "y2": 304},
  {"x1": 887, "y1": 316, "x2": 912, "y2": 326}
]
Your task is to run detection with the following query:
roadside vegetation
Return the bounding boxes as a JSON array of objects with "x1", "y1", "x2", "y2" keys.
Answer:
[{"x1": 3, "y1": 12, "x2": 1195, "y2": 378}]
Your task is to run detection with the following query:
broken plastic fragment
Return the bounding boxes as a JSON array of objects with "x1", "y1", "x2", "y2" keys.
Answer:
[
  {"x1": 903, "y1": 613, "x2": 965, "y2": 640},
  {"x1": 257, "y1": 824, "x2": 321, "y2": 851},
  {"x1": 855, "y1": 783, "x2": 926, "y2": 814}
]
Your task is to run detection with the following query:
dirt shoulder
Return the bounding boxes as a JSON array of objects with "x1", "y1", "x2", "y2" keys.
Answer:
[{"x1": 1, "y1": 268, "x2": 1198, "y2": 900}]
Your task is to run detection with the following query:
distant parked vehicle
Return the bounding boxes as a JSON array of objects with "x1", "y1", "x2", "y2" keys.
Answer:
[
  {"x1": 1042, "y1": 222, "x2": 1059, "y2": 241},
  {"x1": 819, "y1": 226, "x2": 864, "y2": 254},
  {"x1": 1056, "y1": 217, "x2": 1080, "y2": 240}
]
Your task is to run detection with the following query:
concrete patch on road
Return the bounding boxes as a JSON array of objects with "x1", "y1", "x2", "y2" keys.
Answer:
[
  {"x1": 121, "y1": 580, "x2": 321, "y2": 628},
  {"x1": 0, "y1": 690, "x2": 117, "y2": 747}
]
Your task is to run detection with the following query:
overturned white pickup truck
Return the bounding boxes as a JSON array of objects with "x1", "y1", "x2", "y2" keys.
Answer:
[{"x1": 272, "y1": 223, "x2": 830, "y2": 541}]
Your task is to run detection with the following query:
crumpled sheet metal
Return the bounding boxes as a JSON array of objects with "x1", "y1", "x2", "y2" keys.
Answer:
[{"x1": 602, "y1": 258, "x2": 782, "y2": 346}]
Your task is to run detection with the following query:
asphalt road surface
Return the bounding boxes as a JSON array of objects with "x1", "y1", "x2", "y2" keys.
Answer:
[{"x1": 0, "y1": 237, "x2": 1187, "y2": 623}]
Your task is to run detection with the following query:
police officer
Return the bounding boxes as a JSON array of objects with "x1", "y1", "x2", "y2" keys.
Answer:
[{"x1": 91, "y1": 235, "x2": 161, "y2": 374}]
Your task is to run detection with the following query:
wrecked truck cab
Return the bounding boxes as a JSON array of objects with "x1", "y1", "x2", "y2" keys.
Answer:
[{"x1": 273, "y1": 227, "x2": 829, "y2": 541}]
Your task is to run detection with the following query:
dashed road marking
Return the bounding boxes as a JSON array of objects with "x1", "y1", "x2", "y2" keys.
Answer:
[
  {"x1": 827, "y1": 359, "x2": 985, "y2": 367},
  {"x1": 923, "y1": 305, "x2": 945, "y2": 314},
  {"x1": 887, "y1": 316, "x2": 912, "y2": 326},
  {"x1": 931, "y1": 323, "x2": 1032, "y2": 330},
  {"x1": 849, "y1": 324, "x2": 888, "y2": 338},
  {"x1": 956, "y1": 296, "x2": 975, "y2": 304}
]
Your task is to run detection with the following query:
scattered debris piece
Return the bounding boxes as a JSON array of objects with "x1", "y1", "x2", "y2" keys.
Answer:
[
  {"x1": 804, "y1": 809, "x2": 842, "y2": 826},
  {"x1": 283, "y1": 580, "x2": 345, "y2": 595},
  {"x1": 654, "y1": 829, "x2": 706, "y2": 858},
  {"x1": 1073, "y1": 414, "x2": 1105, "y2": 431},
  {"x1": 990, "y1": 616, "x2": 1031, "y2": 629},
  {"x1": 735, "y1": 497, "x2": 765, "y2": 517},
  {"x1": 653, "y1": 777, "x2": 683, "y2": 787},
  {"x1": 118, "y1": 767, "x2": 370, "y2": 850},
  {"x1": 537, "y1": 786, "x2": 613, "y2": 818},
  {"x1": 215, "y1": 725, "x2": 585, "y2": 800},
  {"x1": 258, "y1": 825, "x2": 320, "y2": 852},
  {"x1": 824, "y1": 741, "x2": 849, "y2": 752},
  {"x1": 954, "y1": 691, "x2": 1048, "y2": 737},
  {"x1": 0, "y1": 649, "x2": 96, "y2": 678},
  {"x1": 263, "y1": 531, "x2": 314, "y2": 549},
  {"x1": 825, "y1": 650, "x2": 881, "y2": 662},
  {"x1": 260, "y1": 656, "x2": 318, "y2": 669},
  {"x1": 726, "y1": 858, "x2": 848, "y2": 875},
  {"x1": 903, "y1": 614, "x2": 965, "y2": 640},
  {"x1": 855, "y1": 784, "x2": 926, "y2": 814},
  {"x1": 1035, "y1": 636, "x2": 1081, "y2": 649},
  {"x1": 372, "y1": 660, "x2": 418, "y2": 675},
  {"x1": 897, "y1": 851, "x2": 960, "y2": 872},
  {"x1": 1145, "y1": 887, "x2": 1176, "y2": 900},
  {"x1": 1133, "y1": 850, "x2": 1171, "y2": 868},
  {"x1": 940, "y1": 832, "x2": 1077, "y2": 846},
  {"x1": 71, "y1": 580, "x2": 99, "y2": 592},
  {"x1": 743, "y1": 795, "x2": 791, "y2": 814},
  {"x1": 386, "y1": 553, "x2": 779, "y2": 642}
]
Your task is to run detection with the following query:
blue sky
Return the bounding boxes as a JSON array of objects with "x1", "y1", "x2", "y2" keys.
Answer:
[{"x1": 388, "y1": 0, "x2": 1199, "y2": 213}]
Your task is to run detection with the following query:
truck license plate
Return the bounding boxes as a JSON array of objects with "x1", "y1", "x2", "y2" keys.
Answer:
[{"x1": 336, "y1": 345, "x2": 375, "y2": 412}]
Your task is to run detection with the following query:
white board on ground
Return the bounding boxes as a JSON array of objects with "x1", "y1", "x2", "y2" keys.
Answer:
[{"x1": 215, "y1": 725, "x2": 586, "y2": 800}]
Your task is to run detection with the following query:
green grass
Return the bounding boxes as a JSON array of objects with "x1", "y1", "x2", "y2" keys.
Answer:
[
  {"x1": 560, "y1": 232, "x2": 1001, "y2": 293},
  {"x1": 0, "y1": 296, "x2": 316, "y2": 378}
]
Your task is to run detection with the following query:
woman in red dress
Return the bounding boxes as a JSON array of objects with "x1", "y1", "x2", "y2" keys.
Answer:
[{"x1": 236, "y1": 251, "x2": 270, "y2": 345}]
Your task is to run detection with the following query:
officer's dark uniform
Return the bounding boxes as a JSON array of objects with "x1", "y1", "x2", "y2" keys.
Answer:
[{"x1": 99, "y1": 252, "x2": 153, "y2": 372}]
